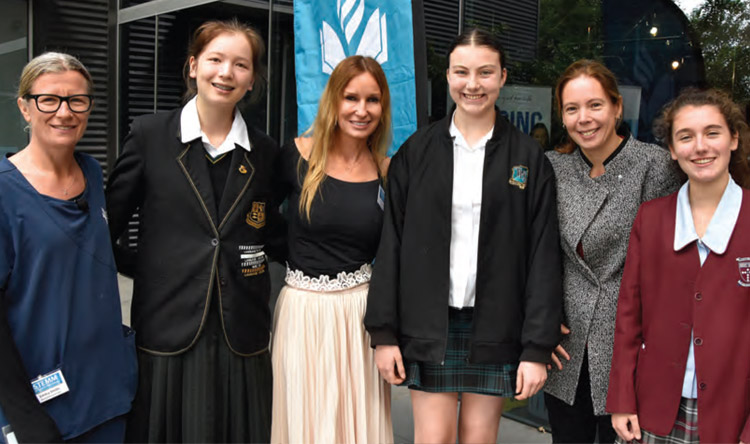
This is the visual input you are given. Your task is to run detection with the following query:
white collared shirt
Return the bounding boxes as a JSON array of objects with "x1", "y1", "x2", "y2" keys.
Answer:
[
  {"x1": 179, "y1": 96, "x2": 252, "y2": 158},
  {"x1": 448, "y1": 113, "x2": 494, "y2": 308},
  {"x1": 674, "y1": 177, "x2": 742, "y2": 398}
]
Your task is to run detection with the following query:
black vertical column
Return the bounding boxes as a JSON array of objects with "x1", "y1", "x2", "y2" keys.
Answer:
[{"x1": 412, "y1": 0, "x2": 429, "y2": 128}]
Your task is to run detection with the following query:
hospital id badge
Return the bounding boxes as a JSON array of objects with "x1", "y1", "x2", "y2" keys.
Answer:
[{"x1": 30, "y1": 368, "x2": 69, "y2": 403}]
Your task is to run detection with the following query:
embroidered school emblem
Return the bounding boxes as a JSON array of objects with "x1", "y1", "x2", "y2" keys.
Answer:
[
  {"x1": 509, "y1": 165, "x2": 529, "y2": 190},
  {"x1": 737, "y1": 257, "x2": 750, "y2": 287},
  {"x1": 246, "y1": 201, "x2": 266, "y2": 229}
]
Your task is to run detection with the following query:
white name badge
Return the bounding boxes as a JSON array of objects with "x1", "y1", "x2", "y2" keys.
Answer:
[
  {"x1": 2, "y1": 425, "x2": 18, "y2": 444},
  {"x1": 31, "y1": 369, "x2": 70, "y2": 403}
]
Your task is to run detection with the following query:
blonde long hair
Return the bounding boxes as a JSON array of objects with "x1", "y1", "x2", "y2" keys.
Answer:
[{"x1": 298, "y1": 55, "x2": 392, "y2": 220}]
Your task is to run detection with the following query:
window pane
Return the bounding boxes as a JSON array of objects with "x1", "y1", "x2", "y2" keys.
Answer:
[
  {"x1": 119, "y1": 2, "x2": 271, "y2": 139},
  {"x1": 0, "y1": 0, "x2": 28, "y2": 156},
  {"x1": 424, "y1": 0, "x2": 720, "y2": 147},
  {"x1": 269, "y1": 0, "x2": 296, "y2": 142}
]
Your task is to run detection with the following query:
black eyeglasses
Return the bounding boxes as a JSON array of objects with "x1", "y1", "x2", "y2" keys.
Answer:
[{"x1": 23, "y1": 94, "x2": 94, "y2": 113}]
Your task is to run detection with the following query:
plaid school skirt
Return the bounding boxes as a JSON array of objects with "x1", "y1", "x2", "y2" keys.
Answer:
[
  {"x1": 616, "y1": 398, "x2": 699, "y2": 444},
  {"x1": 402, "y1": 307, "x2": 518, "y2": 397}
]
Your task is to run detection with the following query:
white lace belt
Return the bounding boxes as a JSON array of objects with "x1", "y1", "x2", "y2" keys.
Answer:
[{"x1": 284, "y1": 263, "x2": 372, "y2": 292}]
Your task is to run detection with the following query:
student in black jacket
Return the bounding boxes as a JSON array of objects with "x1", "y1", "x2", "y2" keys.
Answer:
[
  {"x1": 106, "y1": 20, "x2": 284, "y2": 443},
  {"x1": 364, "y1": 28, "x2": 563, "y2": 444}
]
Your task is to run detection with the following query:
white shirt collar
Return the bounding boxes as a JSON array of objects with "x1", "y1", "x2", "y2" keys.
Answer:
[
  {"x1": 674, "y1": 177, "x2": 742, "y2": 254},
  {"x1": 179, "y1": 96, "x2": 251, "y2": 158},
  {"x1": 449, "y1": 111, "x2": 494, "y2": 152}
]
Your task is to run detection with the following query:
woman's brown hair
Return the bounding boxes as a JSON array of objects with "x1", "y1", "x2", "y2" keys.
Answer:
[
  {"x1": 653, "y1": 88, "x2": 750, "y2": 188},
  {"x1": 446, "y1": 28, "x2": 506, "y2": 69},
  {"x1": 554, "y1": 59, "x2": 622, "y2": 154}
]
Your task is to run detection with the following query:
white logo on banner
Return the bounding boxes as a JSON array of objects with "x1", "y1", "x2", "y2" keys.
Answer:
[{"x1": 320, "y1": 0, "x2": 388, "y2": 74}]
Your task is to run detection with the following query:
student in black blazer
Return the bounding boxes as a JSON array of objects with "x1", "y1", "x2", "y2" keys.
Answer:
[{"x1": 106, "y1": 19, "x2": 284, "y2": 443}]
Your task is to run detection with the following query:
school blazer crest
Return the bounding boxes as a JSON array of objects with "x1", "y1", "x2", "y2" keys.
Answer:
[{"x1": 106, "y1": 108, "x2": 285, "y2": 356}]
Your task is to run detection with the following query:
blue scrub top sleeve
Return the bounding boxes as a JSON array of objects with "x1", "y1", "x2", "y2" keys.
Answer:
[{"x1": 0, "y1": 204, "x2": 62, "y2": 442}]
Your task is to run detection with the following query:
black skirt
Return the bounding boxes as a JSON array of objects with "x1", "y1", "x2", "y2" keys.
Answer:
[
  {"x1": 403, "y1": 307, "x2": 518, "y2": 397},
  {"x1": 125, "y1": 298, "x2": 272, "y2": 443}
]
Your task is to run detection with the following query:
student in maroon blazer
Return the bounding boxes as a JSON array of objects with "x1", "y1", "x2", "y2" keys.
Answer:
[{"x1": 607, "y1": 88, "x2": 750, "y2": 444}]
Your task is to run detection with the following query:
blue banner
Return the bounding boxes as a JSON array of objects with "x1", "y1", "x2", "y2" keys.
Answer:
[{"x1": 294, "y1": 0, "x2": 417, "y2": 155}]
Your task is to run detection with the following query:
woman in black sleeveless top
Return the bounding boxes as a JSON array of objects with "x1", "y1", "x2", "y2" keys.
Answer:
[{"x1": 270, "y1": 55, "x2": 393, "y2": 444}]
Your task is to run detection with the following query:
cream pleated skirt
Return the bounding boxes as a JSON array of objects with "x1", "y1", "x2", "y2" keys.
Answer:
[{"x1": 271, "y1": 282, "x2": 393, "y2": 444}]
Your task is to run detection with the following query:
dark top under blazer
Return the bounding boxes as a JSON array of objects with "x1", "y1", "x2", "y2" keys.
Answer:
[
  {"x1": 107, "y1": 107, "x2": 285, "y2": 356},
  {"x1": 607, "y1": 190, "x2": 750, "y2": 443},
  {"x1": 364, "y1": 109, "x2": 563, "y2": 365}
]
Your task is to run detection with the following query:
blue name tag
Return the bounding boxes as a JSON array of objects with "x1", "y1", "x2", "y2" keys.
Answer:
[{"x1": 377, "y1": 185, "x2": 385, "y2": 210}]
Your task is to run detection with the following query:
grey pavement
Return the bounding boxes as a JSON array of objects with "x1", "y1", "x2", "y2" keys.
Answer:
[{"x1": 118, "y1": 274, "x2": 551, "y2": 443}]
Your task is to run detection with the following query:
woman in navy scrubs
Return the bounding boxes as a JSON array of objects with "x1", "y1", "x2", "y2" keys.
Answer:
[{"x1": 0, "y1": 52, "x2": 137, "y2": 443}]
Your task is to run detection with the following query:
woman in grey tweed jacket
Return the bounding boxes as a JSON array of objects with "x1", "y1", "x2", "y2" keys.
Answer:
[{"x1": 542, "y1": 60, "x2": 680, "y2": 443}]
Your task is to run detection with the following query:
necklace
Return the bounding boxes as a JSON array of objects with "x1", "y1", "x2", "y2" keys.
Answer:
[
  {"x1": 344, "y1": 153, "x2": 364, "y2": 172},
  {"x1": 24, "y1": 156, "x2": 78, "y2": 196},
  {"x1": 62, "y1": 172, "x2": 77, "y2": 196},
  {"x1": 339, "y1": 146, "x2": 371, "y2": 173}
]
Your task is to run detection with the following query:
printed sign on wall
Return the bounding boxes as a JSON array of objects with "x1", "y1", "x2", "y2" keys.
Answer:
[{"x1": 497, "y1": 85, "x2": 552, "y2": 136}]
